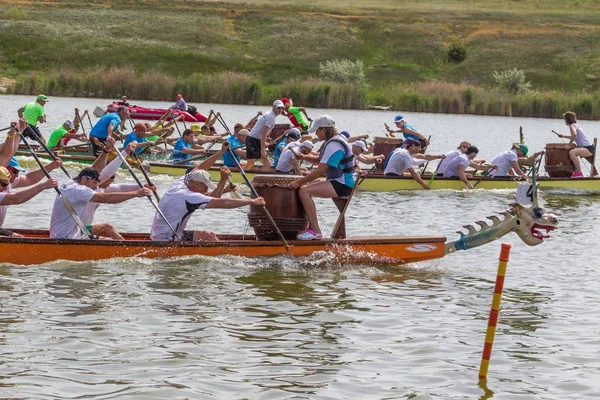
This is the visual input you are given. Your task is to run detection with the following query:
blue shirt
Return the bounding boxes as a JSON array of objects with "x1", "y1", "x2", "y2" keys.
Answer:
[
  {"x1": 223, "y1": 136, "x2": 241, "y2": 167},
  {"x1": 402, "y1": 123, "x2": 420, "y2": 141},
  {"x1": 171, "y1": 99, "x2": 187, "y2": 111},
  {"x1": 272, "y1": 138, "x2": 288, "y2": 168},
  {"x1": 122, "y1": 131, "x2": 148, "y2": 155},
  {"x1": 173, "y1": 138, "x2": 192, "y2": 162},
  {"x1": 90, "y1": 113, "x2": 121, "y2": 140}
]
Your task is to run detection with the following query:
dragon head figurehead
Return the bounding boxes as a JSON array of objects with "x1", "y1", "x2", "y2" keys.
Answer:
[
  {"x1": 512, "y1": 203, "x2": 559, "y2": 246},
  {"x1": 445, "y1": 193, "x2": 559, "y2": 254}
]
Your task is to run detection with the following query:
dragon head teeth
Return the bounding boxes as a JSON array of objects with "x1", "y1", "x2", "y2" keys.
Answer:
[
  {"x1": 462, "y1": 224, "x2": 477, "y2": 235},
  {"x1": 487, "y1": 215, "x2": 502, "y2": 225}
]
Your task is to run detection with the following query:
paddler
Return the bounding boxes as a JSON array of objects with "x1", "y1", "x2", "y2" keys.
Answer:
[
  {"x1": 352, "y1": 140, "x2": 384, "y2": 167},
  {"x1": 276, "y1": 141, "x2": 314, "y2": 175},
  {"x1": 0, "y1": 119, "x2": 28, "y2": 166},
  {"x1": 287, "y1": 115, "x2": 355, "y2": 240},
  {"x1": 81, "y1": 140, "x2": 156, "y2": 240},
  {"x1": 89, "y1": 105, "x2": 130, "y2": 155},
  {"x1": 49, "y1": 159, "x2": 152, "y2": 240},
  {"x1": 47, "y1": 120, "x2": 87, "y2": 149},
  {"x1": 436, "y1": 141, "x2": 472, "y2": 176},
  {"x1": 223, "y1": 126, "x2": 248, "y2": 168},
  {"x1": 245, "y1": 100, "x2": 286, "y2": 172},
  {"x1": 281, "y1": 98, "x2": 312, "y2": 133},
  {"x1": 273, "y1": 128, "x2": 301, "y2": 168},
  {"x1": 150, "y1": 141, "x2": 266, "y2": 242},
  {"x1": 172, "y1": 129, "x2": 208, "y2": 163},
  {"x1": 17, "y1": 94, "x2": 48, "y2": 143},
  {"x1": 385, "y1": 115, "x2": 429, "y2": 148},
  {"x1": 443, "y1": 146, "x2": 495, "y2": 189},
  {"x1": 121, "y1": 123, "x2": 168, "y2": 155},
  {"x1": 384, "y1": 138, "x2": 445, "y2": 190},
  {"x1": 488, "y1": 143, "x2": 543, "y2": 179},
  {"x1": 555, "y1": 111, "x2": 598, "y2": 177},
  {"x1": 0, "y1": 166, "x2": 58, "y2": 238}
]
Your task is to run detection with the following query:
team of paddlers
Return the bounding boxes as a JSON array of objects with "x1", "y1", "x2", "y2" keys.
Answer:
[{"x1": 0, "y1": 94, "x2": 596, "y2": 241}]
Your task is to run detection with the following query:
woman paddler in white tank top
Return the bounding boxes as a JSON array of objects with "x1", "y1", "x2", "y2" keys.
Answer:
[{"x1": 555, "y1": 111, "x2": 598, "y2": 177}]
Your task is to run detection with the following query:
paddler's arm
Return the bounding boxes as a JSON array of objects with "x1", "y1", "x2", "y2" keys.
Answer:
[
  {"x1": 415, "y1": 153, "x2": 445, "y2": 161},
  {"x1": 208, "y1": 167, "x2": 231, "y2": 198},
  {"x1": 299, "y1": 107, "x2": 310, "y2": 121},
  {"x1": 408, "y1": 167, "x2": 430, "y2": 190},
  {"x1": 288, "y1": 163, "x2": 329, "y2": 189},
  {"x1": 469, "y1": 162, "x2": 495, "y2": 171},
  {"x1": 13, "y1": 158, "x2": 63, "y2": 188},
  {"x1": 90, "y1": 187, "x2": 151, "y2": 204},
  {"x1": 91, "y1": 137, "x2": 116, "y2": 173},
  {"x1": 244, "y1": 112, "x2": 261, "y2": 130},
  {"x1": 205, "y1": 196, "x2": 265, "y2": 209},
  {"x1": 0, "y1": 121, "x2": 24, "y2": 166},
  {"x1": 0, "y1": 178, "x2": 57, "y2": 205},
  {"x1": 196, "y1": 141, "x2": 230, "y2": 171},
  {"x1": 457, "y1": 164, "x2": 474, "y2": 190},
  {"x1": 295, "y1": 152, "x2": 320, "y2": 165},
  {"x1": 510, "y1": 160, "x2": 528, "y2": 179}
]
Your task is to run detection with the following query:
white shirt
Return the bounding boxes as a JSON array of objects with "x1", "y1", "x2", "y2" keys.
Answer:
[
  {"x1": 81, "y1": 183, "x2": 139, "y2": 225},
  {"x1": 150, "y1": 178, "x2": 212, "y2": 241},
  {"x1": 50, "y1": 181, "x2": 96, "y2": 239},
  {"x1": 275, "y1": 142, "x2": 301, "y2": 173},
  {"x1": 437, "y1": 149, "x2": 461, "y2": 175},
  {"x1": 248, "y1": 111, "x2": 276, "y2": 140},
  {"x1": 571, "y1": 123, "x2": 591, "y2": 147},
  {"x1": 443, "y1": 154, "x2": 470, "y2": 177},
  {"x1": 384, "y1": 148, "x2": 414, "y2": 175},
  {"x1": 490, "y1": 150, "x2": 518, "y2": 177}
]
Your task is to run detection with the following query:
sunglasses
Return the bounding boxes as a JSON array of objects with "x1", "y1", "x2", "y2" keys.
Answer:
[
  {"x1": 276, "y1": 106, "x2": 285, "y2": 110},
  {"x1": 0, "y1": 181, "x2": 9, "y2": 187}
]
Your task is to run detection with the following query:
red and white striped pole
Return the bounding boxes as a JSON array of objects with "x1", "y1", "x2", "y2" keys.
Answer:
[{"x1": 479, "y1": 243, "x2": 512, "y2": 381}]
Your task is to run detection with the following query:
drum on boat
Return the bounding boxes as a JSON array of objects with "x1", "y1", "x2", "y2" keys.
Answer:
[
  {"x1": 248, "y1": 175, "x2": 307, "y2": 240},
  {"x1": 373, "y1": 137, "x2": 403, "y2": 169},
  {"x1": 544, "y1": 143, "x2": 575, "y2": 178}
]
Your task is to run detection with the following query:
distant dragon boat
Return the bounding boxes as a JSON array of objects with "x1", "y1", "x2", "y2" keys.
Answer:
[{"x1": 105, "y1": 103, "x2": 207, "y2": 123}]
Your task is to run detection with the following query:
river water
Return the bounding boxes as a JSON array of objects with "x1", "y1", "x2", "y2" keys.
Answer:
[{"x1": 1, "y1": 95, "x2": 599, "y2": 399}]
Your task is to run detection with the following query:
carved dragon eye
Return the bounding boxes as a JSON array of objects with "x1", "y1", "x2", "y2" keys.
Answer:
[
  {"x1": 516, "y1": 220, "x2": 520, "y2": 225},
  {"x1": 534, "y1": 207, "x2": 543, "y2": 218}
]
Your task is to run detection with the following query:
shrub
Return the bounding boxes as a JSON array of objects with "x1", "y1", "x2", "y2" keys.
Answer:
[
  {"x1": 493, "y1": 68, "x2": 532, "y2": 94},
  {"x1": 1, "y1": 6, "x2": 29, "y2": 20},
  {"x1": 319, "y1": 59, "x2": 366, "y2": 86},
  {"x1": 447, "y1": 43, "x2": 467, "y2": 64}
]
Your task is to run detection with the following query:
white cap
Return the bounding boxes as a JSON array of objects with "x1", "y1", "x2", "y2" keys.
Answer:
[
  {"x1": 185, "y1": 169, "x2": 216, "y2": 189},
  {"x1": 273, "y1": 100, "x2": 284, "y2": 108},
  {"x1": 299, "y1": 141, "x2": 314, "y2": 150},
  {"x1": 237, "y1": 129, "x2": 249, "y2": 136},
  {"x1": 64, "y1": 120, "x2": 74, "y2": 129},
  {"x1": 308, "y1": 115, "x2": 335, "y2": 133},
  {"x1": 352, "y1": 140, "x2": 367, "y2": 152}
]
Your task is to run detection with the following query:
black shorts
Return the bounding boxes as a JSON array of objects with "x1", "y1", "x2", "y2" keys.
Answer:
[
  {"x1": 89, "y1": 136, "x2": 106, "y2": 156},
  {"x1": 22, "y1": 124, "x2": 43, "y2": 142},
  {"x1": 246, "y1": 136, "x2": 262, "y2": 160},
  {"x1": 0, "y1": 228, "x2": 15, "y2": 237},
  {"x1": 585, "y1": 145, "x2": 595, "y2": 155},
  {"x1": 330, "y1": 180, "x2": 353, "y2": 197}
]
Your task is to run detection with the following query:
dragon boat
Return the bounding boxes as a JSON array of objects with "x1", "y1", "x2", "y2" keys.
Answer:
[
  {"x1": 106, "y1": 103, "x2": 207, "y2": 123},
  {"x1": 0, "y1": 182, "x2": 558, "y2": 266}
]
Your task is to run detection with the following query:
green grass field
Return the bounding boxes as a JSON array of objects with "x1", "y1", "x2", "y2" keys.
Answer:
[{"x1": 1, "y1": 0, "x2": 600, "y2": 117}]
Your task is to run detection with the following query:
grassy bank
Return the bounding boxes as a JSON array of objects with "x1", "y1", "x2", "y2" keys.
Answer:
[{"x1": 2, "y1": 0, "x2": 600, "y2": 118}]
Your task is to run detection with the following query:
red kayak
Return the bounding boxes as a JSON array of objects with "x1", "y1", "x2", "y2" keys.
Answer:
[{"x1": 106, "y1": 103, "x2": 207, "y2": 123}]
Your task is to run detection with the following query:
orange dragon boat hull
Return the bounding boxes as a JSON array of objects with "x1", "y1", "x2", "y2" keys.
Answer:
[{"x1": 0, "y1": 230, "x2": 446, "y2": 266}]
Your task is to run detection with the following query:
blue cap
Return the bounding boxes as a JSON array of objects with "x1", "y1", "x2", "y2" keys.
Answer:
[
  {"x1": 394, "y1": 115, "x2": 404, "y2": 123},
  {"x1": 403, "y1": 137, "x2": 420, "y2": 147},
  {"x1": 340, "y1": 131, "x2": 350, "y2": 138},
  {"x1": 287, "y1": 128, "x2": 301, "y2": 140},
  {"x1": 7, "y1": 157, "x2": 26, "y2": 172}
]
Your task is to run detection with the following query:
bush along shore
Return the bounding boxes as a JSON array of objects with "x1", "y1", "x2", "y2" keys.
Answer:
[{"x1": 9, "y1": 67, "x2": 600, "y2": 120}]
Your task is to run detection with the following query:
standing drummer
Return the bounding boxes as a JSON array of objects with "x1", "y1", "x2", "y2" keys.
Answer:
[
  {"x1": 245, "y1": 100, "x2": 285, "y2": 172},
  {"x1": 385, "y1": 115, "x2": 429, "y2": 148},
  {"x1": 287, "y1": 115, "x2": 356, "y2": 241}
]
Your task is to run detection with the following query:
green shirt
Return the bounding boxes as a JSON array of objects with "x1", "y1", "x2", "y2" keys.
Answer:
[
  {"x1": 288, "y1": 106, "x2": 308, "y2": 128},
  {"x1": 47, "y1": 126, "x2": 69, "y2": 148},
  {"x1": 22, "y1": 101, "x2": 45, "y2": 126}
]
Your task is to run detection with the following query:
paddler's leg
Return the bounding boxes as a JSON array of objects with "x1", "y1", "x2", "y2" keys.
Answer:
[
  {"x1": 92, "y1": 223, "x2": 124, "y2": 240},
  {"x1": 192, "y1": 230, "x2": 219, "y2": 241},
  {"x1": 244, "y1": 159, "x2": 255, "y2": 171},
  {"x1": 569, "y1": 148, "x2": 592, "y2": 173},
  {"x1": 298, "y1": 180, "x2": 337, "y2": 235}
]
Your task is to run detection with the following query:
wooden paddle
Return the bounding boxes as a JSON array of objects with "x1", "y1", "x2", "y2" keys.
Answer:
[
  {"x1": 75, "y1": 109, "x2": 93, "y2": 153},
  {"x1": 0, "y1": 126, "x2": 11, "y2": 133},
  {"x1": 131, "y1": 151, "x2": 161, "y2": 202},
  {"x1": 226, "y1": 147, "x2": 290, "y2": 251},
  {"x1": 331, "y1": 175, "x2": 365, "y2": 239},
  {"x1": 21, "y1": 135, "x2": 94, "y2": 239},
  {"x1": 113, "y1": 148, "x2": 180, "y2": 240},
  {"x1": 419, "y1": 135, "x2": 433, "y2": 177},
  {"x1": 472, "y1": 166, "x2": 497, "y2": 188},
  {"x1": 428, "y1": 160, "x2": 444, "y2": 187}
]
